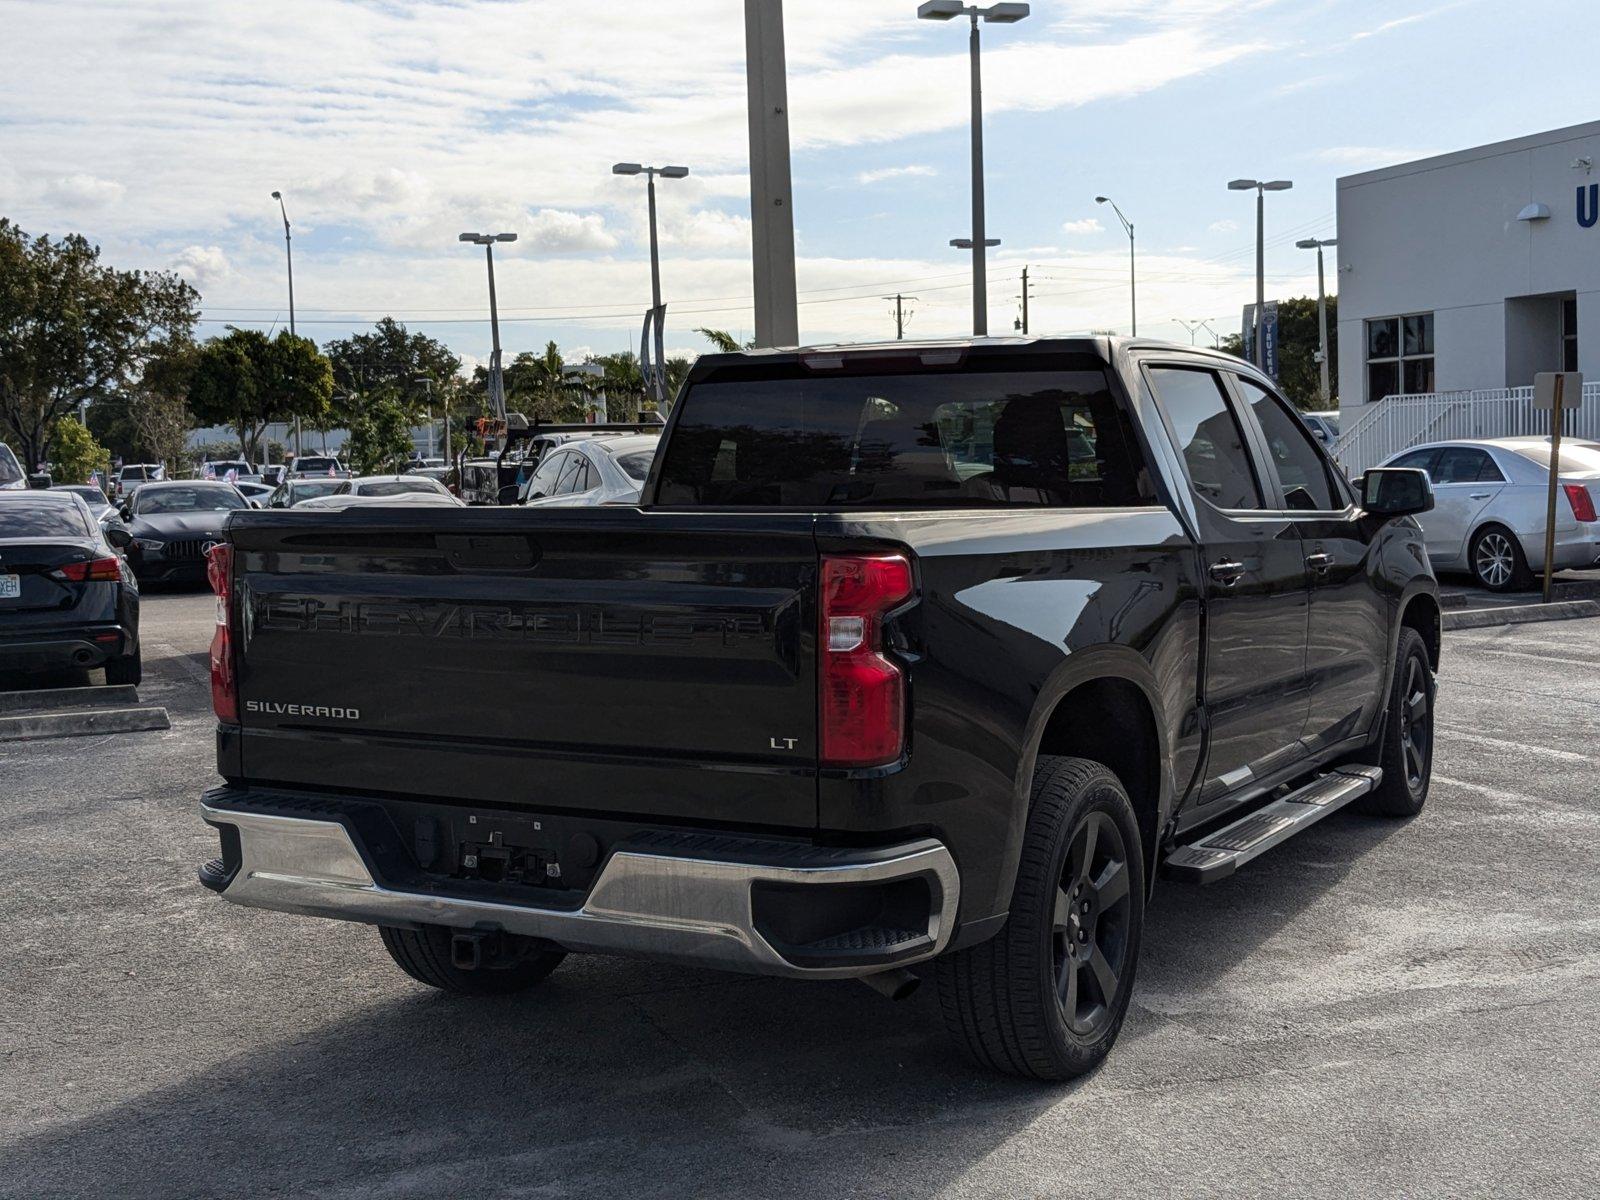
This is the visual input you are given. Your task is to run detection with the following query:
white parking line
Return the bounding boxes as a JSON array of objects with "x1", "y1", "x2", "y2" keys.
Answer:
[{"x1": 1434, "y1": 729, "x2": 1596, "y2": 764}]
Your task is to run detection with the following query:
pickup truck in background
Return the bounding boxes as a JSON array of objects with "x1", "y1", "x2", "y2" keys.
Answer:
[{"x1": 196, "y1": 337, "x2": 1441, "y2": 1081}]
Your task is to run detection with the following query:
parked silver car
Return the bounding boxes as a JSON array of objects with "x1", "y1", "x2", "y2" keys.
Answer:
[
  {"x1": 1379, "y1": 437, "x2": 1600, "y2": 590},
  {"x1": 520, "y1": 434, "x2": 660, "y2": 507}
]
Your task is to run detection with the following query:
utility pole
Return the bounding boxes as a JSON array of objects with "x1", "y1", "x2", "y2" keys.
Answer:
[
  {"x1": 883, "y1": 293, "x2": 918, "y2": 339},
  {"x1": 744, "y1": 0, "x2": 799, "y2": 347},
  {"x1": 1013, "y1": 265, "x2": 1032, "y2": 334},
  {"x1": 271, "y1": 190, "x2": 301, "y2": 460}
]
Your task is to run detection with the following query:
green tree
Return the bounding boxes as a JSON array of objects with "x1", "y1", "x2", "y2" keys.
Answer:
[
  {"x1": 503, "y1": 341, "x2": 586, "y2": 422},
  {"x1": 344, "y1": 388, "x2": 415, "y2": 475},
  {"x1": 187, "y1": 329, "x2": 332, "y2": 463},
  {"x1": 0, "y1": 219, "x2": 199, "y2": 469},
  {"x1": 593, "y1": 352, "x2": 647, "y2": 421},
  {"x1": 324, "y1": 317, "x2": 461, "y2": 428},
  {"x1": 1272, "y1": 295, "x2": 1338, "y2": 409},
  {"x1": 695, "y1": 327, "x2": 749, "y2": 353},
  {"x1": 49, "y1": 415, "x2": 110, "y2": 484}
]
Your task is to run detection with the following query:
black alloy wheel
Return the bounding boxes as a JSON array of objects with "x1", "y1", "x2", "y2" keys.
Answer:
[{"x1": 1053, "y1": 811, "x2": 1133, "y2": 1037}]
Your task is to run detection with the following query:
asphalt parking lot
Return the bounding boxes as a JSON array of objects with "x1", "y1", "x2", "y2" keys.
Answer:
[{"x1": 3, "y1": 590, "x2": 1598, "y2": 1199}]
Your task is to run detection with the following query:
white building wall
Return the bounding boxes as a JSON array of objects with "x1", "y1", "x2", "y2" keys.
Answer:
[{"x1": 1337, "y1": 120, "x2": 1600, "y2": 425}]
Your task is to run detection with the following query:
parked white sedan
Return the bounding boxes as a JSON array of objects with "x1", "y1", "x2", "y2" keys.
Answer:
[
  {"x1": 1380, "y1": 437, "x2": 1600, "y2": 590},
  {"x1": 519, "y1": 434, "x2": 660, "y2": 508}
]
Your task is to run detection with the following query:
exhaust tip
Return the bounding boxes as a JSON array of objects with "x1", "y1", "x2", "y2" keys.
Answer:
[{"x1": 859, "y1": 967, "x2": 920, "y2": 1001}]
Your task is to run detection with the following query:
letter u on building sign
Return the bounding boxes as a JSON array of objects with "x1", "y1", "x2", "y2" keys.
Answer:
[{"x1": 1579, "y1": 183, "x2": 1599, "y2": 229}]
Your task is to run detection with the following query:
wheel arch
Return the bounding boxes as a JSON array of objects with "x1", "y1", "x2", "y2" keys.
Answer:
[{"x1": 1002, "y1": 647, "x2": 1174, "y2": 905}]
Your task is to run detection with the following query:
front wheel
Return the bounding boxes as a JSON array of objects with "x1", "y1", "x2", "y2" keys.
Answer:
[
  {"x1": 936, "y1": 755, "x2": 1144, "y2": 1081},
  {"x1": 1359, "y1": 627, "x2": 1435, "y2": 817},
  {"x1": 379, "y1": 924, "x2": 566, "y2": 996}
]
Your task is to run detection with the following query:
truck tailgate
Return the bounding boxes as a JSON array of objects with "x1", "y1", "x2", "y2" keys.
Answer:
[{"x1": 227, "y1": 508, "x2": 819, "y2": 828}]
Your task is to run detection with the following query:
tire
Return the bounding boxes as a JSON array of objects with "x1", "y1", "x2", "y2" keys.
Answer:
[
  {"x1": 104, "y1": 646, "x2": 142, "y2": 686},
  {"x1": 379, "y1": 924, "x2": 566, "y2": 996},
  {"x1": 935, "y1": 756, "x2": 1144, "y2": 1081},
  {"x1": 1359, "y1": 627, "x2": 1435, "y2": 817},
  {"x1": 1469, "y1": 523, "x2": 1530, "y2": 592}
]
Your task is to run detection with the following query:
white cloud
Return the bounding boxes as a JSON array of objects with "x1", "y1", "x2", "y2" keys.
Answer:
[
  {"x1": 1061, "y1": 218, "x2": 1104, "y2": 235},
  {"x1": 521, "y1": 209, "x2": 618, "y2": 254},
  {"x1": 1208, "y1": 218, "x2": 1239, "y2": 233},
  {"x1": 41, "y1": 173, "x2": 125, "y2": 209},
  {"x1": 170, "y1": 245, "x2": 232, "y2": 291},
  {"x1": 856, "y1": 164, "x2": 936, "y2": 185}
]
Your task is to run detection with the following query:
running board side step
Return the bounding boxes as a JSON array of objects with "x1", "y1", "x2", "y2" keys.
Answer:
[{"x1": 1161, "y1": 766, "x2": 1383, "y2": 885}]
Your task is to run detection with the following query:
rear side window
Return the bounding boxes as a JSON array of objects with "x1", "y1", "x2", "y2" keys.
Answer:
[
  {"x1": 654, "y1": 367, "x2": 1154, "y2": 508},
  {"x1": 1148, "y1": 366, "x2": 1263, "y2": 510},
  {"x1": 0, "y1": 500, "x2": 91, "y2": 537},
  {"x1": 1434, "y1": 447, "x2": 1503, "y2": 484},
  {"x1": 1235, "y1": 378, "x2": 1338, "y2": 511}
]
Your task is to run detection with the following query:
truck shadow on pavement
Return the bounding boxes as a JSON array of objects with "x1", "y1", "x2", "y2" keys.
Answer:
[{"x1": 3, "y1": 815, "x2": 1407, "y2": 1199}]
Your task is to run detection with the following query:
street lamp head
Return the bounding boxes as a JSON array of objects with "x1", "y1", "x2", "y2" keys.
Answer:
[
  {"x1": 982, "y1": 2, "x2": 1030, "y2": 22},
  {"x1": 612, "y1": 162, "x2": 643, "y2": 176},
  {"x1": 1227, "y1": 179, "x2": 1259, "y2": 191},
  {"x1": 494, "y1": 232, "x2": 517, "y2": 243},
  {"x1": 917, "y1": 0, "x2": 966, "y2": 18},
  {"x1": 659, "y1": 165, "x2": 690, "y2": 179},
  {"x1": 1263, "y1": 180, "x2": 1293, "y2": 191},
  {"x1": 458, "y1": 232, "x2": 481, "y2": 243},
  {"x1": 1296, "y1": 238, "x2": 1318, "y2": 249},
  {"x1": 271, "y1": 190, "x2": 281, "y2": 200}
]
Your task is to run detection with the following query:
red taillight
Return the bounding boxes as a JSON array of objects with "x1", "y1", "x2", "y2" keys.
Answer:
[
  {"x1": 207, "y1": 543, "x2": 238, "y2": 723},
  {"x1": 819, "y1": 554, "x2": 914, "y2": 768},
  {"x1": 53, "y1": 556, "x2": 122, "y2": 582},
  {"x1": 1564, "y1": 483, "x2": 1597, "y2": 523}
]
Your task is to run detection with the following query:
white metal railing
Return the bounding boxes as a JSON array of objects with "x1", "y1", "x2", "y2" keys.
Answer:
[{"x1": 1330, "y1": 384, "x2": 1600, "y2": 476}]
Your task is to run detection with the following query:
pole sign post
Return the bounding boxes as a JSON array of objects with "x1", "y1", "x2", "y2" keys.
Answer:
[
  {"x1": 1534, "y1": 371, "x2": 1583, "y2": 603},
  {"x1": 1241, "y1": 301, "x2": 1281, "y2": 381}
]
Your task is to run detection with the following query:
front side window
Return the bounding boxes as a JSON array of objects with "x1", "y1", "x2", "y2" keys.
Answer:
[
  {"x1": 1235, "y1": 378, "x2": 1338, "y2": 511},
  {"x1": 654, "y1": 364, "x2": 1154, "y2": 508},
  {"x1": 525, "y1": 453, "x2": 569, "y2": 499},
  {"x1": 1391, "y1": 448, "x2": 1440, "y2": 475},
  {"x1": 1366, "y1": 313, "x2": 1434, "y2": 401},
  {"x1": 1148, "y1": 366, "x2": 1263, "y2": 511},
  {"x1": 1433, "y1": 447, "x2": 1503, "y2": 484}
]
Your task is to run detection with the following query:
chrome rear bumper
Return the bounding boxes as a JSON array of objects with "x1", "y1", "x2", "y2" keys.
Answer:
[{"x1": 200, "y1": 802, "x2": 960, "y2": 980}]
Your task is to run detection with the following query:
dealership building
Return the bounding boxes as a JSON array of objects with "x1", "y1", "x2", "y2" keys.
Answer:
[{"x1": 1336, "y1": 119, "x2": 1600, "y2": 432}]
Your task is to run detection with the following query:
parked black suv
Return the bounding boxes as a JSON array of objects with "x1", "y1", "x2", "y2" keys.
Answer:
[{"x1": 197, "y1": 337, "x2": 1440, "y2": 1079}]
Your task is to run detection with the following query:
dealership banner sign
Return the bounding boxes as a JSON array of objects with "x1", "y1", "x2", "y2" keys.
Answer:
[{"x1": 1241, "y1": 302, "x2": 1280, "y2": 381}]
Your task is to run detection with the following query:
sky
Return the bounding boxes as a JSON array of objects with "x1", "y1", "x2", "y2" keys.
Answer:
[{"x1": 2, "y1": 0, "x2": 1597, "y2": 370}]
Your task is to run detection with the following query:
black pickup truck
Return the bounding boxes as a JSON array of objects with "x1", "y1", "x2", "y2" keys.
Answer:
[{"x1": 197, "y1": 337, "x2": 1441, "y2": 1080}]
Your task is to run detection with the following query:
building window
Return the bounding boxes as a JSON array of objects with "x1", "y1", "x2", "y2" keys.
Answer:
[
  {"x1": 1562, "y1": 298, "x2": 1579, "y2": 373},
  {"x1": 1366, "y1": 313, "x2": 1435, "y2": 401}
]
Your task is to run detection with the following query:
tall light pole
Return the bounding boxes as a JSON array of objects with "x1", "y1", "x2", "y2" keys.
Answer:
[
  {"x1": 613, "y1": 163, "x2": 688, "y2": 409},
  {"x1": 1178, "y1": 319, "x2": 1204, "y2": 346},
  {"x1": 458, "y1": 232, "x2": 516, "y2": 425},
  {"x1": 1199, "y1": 319, "x2": 1221, "y2": 349},
  {"x1": 1228, "y1": 178, "x2": 1292, "y2": 369},
  {"x1": 1095, "y1": 196, "x2": 1136, "y2": 336},
  {"x1": 270, "y1": 190, "x2": 301, "y2": 461},
  {"x1": 1297, "y1": 237, "x2": 1338, "y2": 407},
  {"x1": 919, "y1": 1, "x2": 1030, "y2": 337}
]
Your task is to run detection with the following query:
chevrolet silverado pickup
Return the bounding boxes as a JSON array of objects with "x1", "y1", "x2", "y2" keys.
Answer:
[{"x1": 197, "y1": 337, "x2": 1441, "y2": 1081}]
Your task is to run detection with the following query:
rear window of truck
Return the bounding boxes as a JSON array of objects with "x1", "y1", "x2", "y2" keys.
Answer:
[{"x1": 654, "y1": 367, "x2": 1154, "y2": 508}]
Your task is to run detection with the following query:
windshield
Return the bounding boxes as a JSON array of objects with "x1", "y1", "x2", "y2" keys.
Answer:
[
  {"x1": 134, "y1": 486, "x2": 249, "y2": 515},
  {"x1": 1513, "y1": 443, "x2": 1600, "y2": 474},
  {"x1": 0, "y1": 444, "x2": 21, "y2": 486},
  {"x1": 289, "y1": 479, "x2": 345, "y2": 502},
  {"x1": 356, "y1": 479, "x2": 442, "y2": 497},
  {"x1": 0, "y1": 499, "x2": 92, "y2": 537},
  {"x1": 654, "y1": 365, "x2": 1153, "y2": 508},
  {"x1": 293, "y1": 457, "x2": 340, "y2": 474},
  {"x1": 58, "y1": 486, "x2": 107, "y2": 506}
]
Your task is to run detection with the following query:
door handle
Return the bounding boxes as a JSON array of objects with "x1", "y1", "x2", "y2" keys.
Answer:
[
  {"x1": 1305, "y1": 552, "x2": 1335, "y2": 573},
  {"x1": 1209, "y1": 559, "x2": 1246, "y2": 585},
  {"x1": 1469, "y1": 492, "x2": 1491, "y2": 500}
]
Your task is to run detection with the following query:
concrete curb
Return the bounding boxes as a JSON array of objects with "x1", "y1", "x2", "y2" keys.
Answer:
[
  {"x1": 0, "y1": 705, "x2": 171, "y2": 742},
  {"x1": 0, "y1": 685, "x2": 140, "y2": 714},
  {"x1": 1442, "y1": 599, "x2": 1600, "y2": 631}
]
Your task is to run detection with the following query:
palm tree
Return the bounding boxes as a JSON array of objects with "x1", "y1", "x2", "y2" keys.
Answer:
[{"x1": 695, "y1": 327, "x2": 748, "y2": 354}]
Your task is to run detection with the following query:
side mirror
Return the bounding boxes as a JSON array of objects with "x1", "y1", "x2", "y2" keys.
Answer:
[
  {"x1": 118, "y1": 506, "x2": 132, "y2": 521},
  {"x1": 1362, "y1": 467, "x2": 1434, "y2": 518},
  {"x1": 104, "y1": 526, "x2": 133, "y2": 550},
  {"x1": 496, "y1": 484, "x2": 521, "y2": 506},
  {"x1": 250, "y1": 499, "x2": 264, "y2": 509},
  {"x1": 27, "y1": 472, "x2": 52, "y2": 489}
]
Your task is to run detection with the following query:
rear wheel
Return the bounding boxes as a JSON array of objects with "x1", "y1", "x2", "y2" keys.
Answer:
[
  {"x1": 379, "y1": 924, "x2": 566, "y2": 996},
  {"x1": 104, "y1": 645, "x2": 141, "y2": 686},
  {"x1": 1360, "y1": 627, "x2": 1435, "y2": 817},
  {"x1": 1469, "y1": 523, "x2": 1530, "y2": 592},
  {"x1": 936, "y1": 756, "x2": 1144, "y2": 1081}
]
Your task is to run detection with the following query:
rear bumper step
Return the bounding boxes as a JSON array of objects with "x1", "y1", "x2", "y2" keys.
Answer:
[
  {"x1": 198, "y1": 799, "x2": 960, "y2": 980},
  {"x1": 1161, "y1": 766, "x2": 1382, "y2": 885}
]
